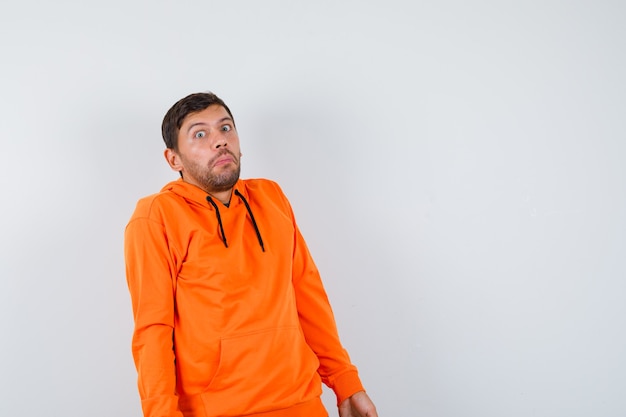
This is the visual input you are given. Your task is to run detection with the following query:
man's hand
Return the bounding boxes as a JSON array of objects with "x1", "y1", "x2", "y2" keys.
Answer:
[{"x1": 338, "y1": 390, "x2": 378, "y2": 417}]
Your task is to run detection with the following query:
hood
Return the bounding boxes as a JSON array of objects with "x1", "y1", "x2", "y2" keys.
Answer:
[
  {"x1": 161, "y1": 178, "x2": 250, "y2": 209},
  {"x1": 161, "y1": 178, "x2": 264, "y2": 251}
]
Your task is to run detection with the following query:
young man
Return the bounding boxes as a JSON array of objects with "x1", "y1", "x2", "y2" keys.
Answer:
[{"x1": 125, "y1": 92, "x2": 378, "y2": 417}]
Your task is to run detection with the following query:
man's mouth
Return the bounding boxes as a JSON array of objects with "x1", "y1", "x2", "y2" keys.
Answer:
[{"x1": 212, "y1": 152, "x2": 236, "y2": 168}]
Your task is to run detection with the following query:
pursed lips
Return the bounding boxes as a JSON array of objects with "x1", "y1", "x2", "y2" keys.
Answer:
[{"x1": 212, "y1": 151, "x2": 236, "y2": 168}]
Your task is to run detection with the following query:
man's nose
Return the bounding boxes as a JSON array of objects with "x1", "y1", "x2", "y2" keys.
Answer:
[{"x1": 213, "y1": 135, "x2": 228, "y2": 149}]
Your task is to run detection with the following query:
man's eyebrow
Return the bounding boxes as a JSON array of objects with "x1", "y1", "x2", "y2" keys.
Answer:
[{"x1": 186, "y1": 117, "x2": 233, "y2": 133}]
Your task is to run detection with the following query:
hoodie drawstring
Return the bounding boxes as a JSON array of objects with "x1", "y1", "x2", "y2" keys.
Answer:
[
  {"x1": 235, "y1": 190, "x2": 265, "y2": 252},
  {"x1": 206, "y1": 196, "x2": 228, "y2": 248},
  {"x1": 206, "y1": 191, "x2": 265, "y2": 252}
]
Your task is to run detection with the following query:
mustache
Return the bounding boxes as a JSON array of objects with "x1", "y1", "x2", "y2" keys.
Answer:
[{"x1": 210, "y1": 149, "x2": 238, "y2": 164}]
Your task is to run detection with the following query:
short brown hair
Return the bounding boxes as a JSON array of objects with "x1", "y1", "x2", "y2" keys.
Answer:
[{"x1": 161, "y1": 92, "x2": 235, "y2": 150}]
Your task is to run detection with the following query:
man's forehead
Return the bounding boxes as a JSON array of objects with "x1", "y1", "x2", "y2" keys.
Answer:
[{"x1": 182, "y1": 105, "x2": 231, "y2": 125}]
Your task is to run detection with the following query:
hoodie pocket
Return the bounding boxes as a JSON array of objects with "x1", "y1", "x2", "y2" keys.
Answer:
[{"x1": 201, "y1": 325, "x2": 321, "y2": 416}]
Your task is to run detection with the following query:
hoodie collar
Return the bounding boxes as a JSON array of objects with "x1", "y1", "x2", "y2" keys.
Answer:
[
  {"x1": 162, "y1": 178, "x2": 249, "y2": 209},
  {"x1": 162, "y1": 178, "x2": 264, "y2": 252}
]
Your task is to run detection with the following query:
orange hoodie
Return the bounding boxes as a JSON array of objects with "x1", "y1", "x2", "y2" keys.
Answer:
[{"x1": 125, "y1": 178, "x2": 364, "y2": 417}]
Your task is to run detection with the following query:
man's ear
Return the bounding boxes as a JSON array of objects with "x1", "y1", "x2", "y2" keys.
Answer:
[{"x1": 164, "y1": 148, "x2": 183, "y2": 172}]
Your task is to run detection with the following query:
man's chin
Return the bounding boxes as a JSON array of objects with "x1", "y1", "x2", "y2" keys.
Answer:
[{"x1": 209, "y1": 173, "x2": 240, "y2": 192}]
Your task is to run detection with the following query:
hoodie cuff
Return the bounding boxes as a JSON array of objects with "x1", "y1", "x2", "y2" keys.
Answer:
[
  {"x1": 141, "y1": 394, "x2": 185, "y2": 417},
  {"x1": 332, "y1": 370, "x2": 365, "y2": 406}
]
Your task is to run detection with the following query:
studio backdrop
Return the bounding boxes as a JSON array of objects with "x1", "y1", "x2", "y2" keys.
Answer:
[{"x1": 1, "y1": 1, "x2": 624, "y2": 416}]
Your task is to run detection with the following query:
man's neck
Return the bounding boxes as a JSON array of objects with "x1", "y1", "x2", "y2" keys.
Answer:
[{"x1": 208, "y1": 189, "x2": 233, "y2": 206}]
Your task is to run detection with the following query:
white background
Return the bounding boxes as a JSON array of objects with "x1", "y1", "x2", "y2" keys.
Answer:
[{"x1": 1, "y1": 1, "x2": 625, "y2": 416}]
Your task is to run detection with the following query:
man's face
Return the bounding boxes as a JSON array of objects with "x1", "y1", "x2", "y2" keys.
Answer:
[{"x1": 167, "y1": 104, "x2": 241, "y2": 194}]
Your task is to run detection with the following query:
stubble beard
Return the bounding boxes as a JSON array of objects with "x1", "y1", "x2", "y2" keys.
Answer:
[{"x1": 182, "y1": 152, "x2": 241, "y2": 193}]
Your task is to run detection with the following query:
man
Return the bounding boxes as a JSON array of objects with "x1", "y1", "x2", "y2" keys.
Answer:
[{"x1": 125, "y1": 92, "x2": 378, "y2": 417}]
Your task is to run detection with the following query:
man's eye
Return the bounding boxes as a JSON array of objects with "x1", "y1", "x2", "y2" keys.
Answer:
[
  {"x1": 221, "y1": 125, "x2": 231, "y2": 132},
  {"x1": 194, "y1": 131, "x2": 206, "y2": 139}
]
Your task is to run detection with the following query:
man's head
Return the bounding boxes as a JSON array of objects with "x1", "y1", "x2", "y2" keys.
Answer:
[
  {"x1": 162, "y1": 92, "x2": 235, "y2": 151},
  {"x1": 162, "y1": 92, "x2": 241, "y2": 201}
]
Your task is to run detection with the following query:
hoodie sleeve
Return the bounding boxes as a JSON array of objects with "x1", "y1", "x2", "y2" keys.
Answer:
[
  {"x1": 290, "y1": 224, "x2": 365, "y2": 405},
  {"x1": 125, "y1": 213, "x2": 184, "y2": 417}
]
